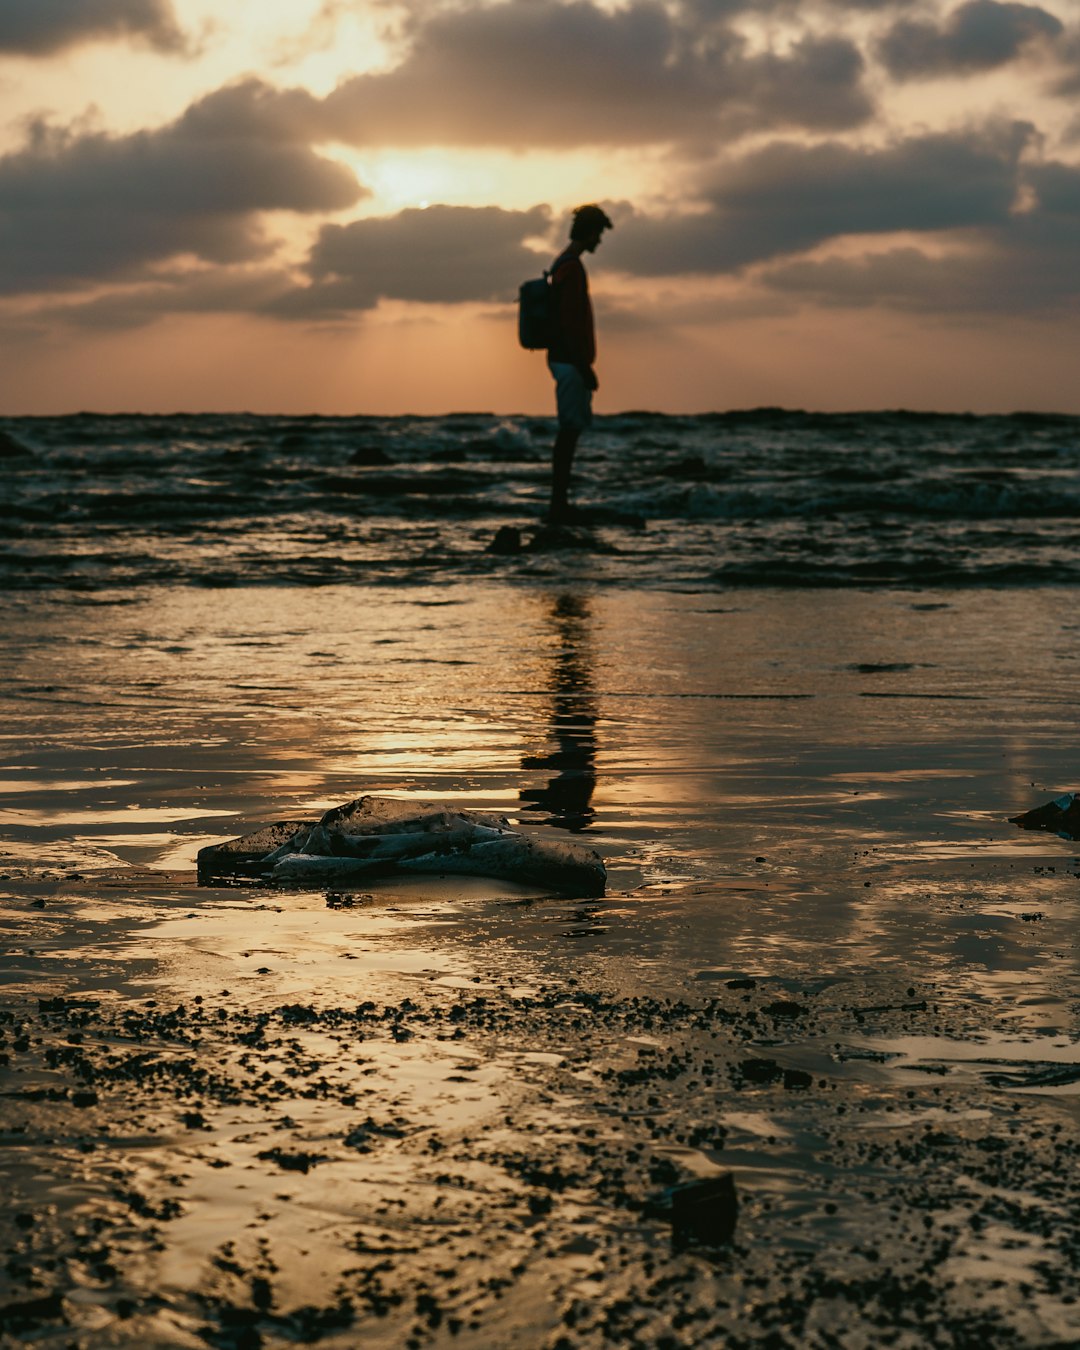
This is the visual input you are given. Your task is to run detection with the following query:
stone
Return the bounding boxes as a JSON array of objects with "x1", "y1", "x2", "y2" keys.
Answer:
[
  {"x1": 660, "y1": 454, "x2": 709, "y2": 480},
  {"x1": 0, "y1": 430, "x2": 32, "y2": 458},
  {"x1": 349, "y1": 444, "x2": 392, "y2": 465},
  {"x1": 738, "y1": 1057, "x2": 782, "y2": 1085},
  {"x1": 670, "y1": 1172, "x2": 738, "y2": 1247},
  {"x1": 196, "y1": 821, "x2": 311, "y2": 882},
  {"x1": 1010, "y1": 792, "x2": 1080, "y2": 840},
  {"x1": 488, "y1": 525, "x2": 523, "y2": 555},
  {"x1": 198, "y1": 795, "x2": 607, "y2": 897}
]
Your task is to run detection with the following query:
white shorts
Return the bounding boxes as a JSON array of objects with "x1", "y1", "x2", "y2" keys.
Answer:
[{"x1": 548, "y1": 361, "x2": 592, "y2": 433}]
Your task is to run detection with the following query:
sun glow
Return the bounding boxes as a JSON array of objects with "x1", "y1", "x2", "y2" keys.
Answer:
[
  {"x1": 329, "y1": 145, "x2": 663, "y2": 221},
  {"x1": 360, "y1": 153, "x2": 462, "y2": 212}
]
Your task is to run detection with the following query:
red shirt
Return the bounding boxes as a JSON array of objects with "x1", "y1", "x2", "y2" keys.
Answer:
[{"x1": 547, "y1": 249, "x2": 595, "y2": 368}]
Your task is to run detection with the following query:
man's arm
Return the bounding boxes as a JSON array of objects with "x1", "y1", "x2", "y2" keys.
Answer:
[{"x1": 552, "y1": 259, "x2": 596, "y2": 378}]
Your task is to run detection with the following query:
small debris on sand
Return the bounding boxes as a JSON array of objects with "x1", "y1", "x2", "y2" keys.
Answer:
[{"x1": 669, "y1": 1172, "x2": 739, "y2": 1248}]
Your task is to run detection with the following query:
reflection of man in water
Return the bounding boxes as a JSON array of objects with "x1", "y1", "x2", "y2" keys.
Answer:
[
  {"x1": 546, "y1": 205, "x2": 613, "y2": 523},
  {"x1": 520, "y1": 592, "x2": 598, "y2": 832}
]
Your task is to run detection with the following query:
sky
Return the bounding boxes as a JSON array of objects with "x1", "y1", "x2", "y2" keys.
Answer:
[{"x1": 0, "y1": 0, "x2": 1078, "y2": 415}]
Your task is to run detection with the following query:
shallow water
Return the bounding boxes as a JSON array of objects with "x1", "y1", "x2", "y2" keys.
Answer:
[
  {"x1": 4, "y1": 583, "x2": 1080, "y2": 1345},
  {"x1": 3, "y1": 583, "x2": 1078, "y2": 994}
]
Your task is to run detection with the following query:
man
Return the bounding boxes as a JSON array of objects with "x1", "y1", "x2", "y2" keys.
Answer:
[{"x1": 546, "y1": 204, "x2": 613, "y2": 522}]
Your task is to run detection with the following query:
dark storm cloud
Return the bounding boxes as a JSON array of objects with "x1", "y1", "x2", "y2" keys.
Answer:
[
  {"x1": 758, "y1": 217, "x2": 1080, "y2": 316},
  {"x1": 1026, "y1": 158, "x2": 1080, "y2": 214},
  {"x1": 34, "y1": 267, "x2": 296, "y2": 330},
  {"x1": 321, "y1": 0, "x2": 874, "y2": 149},
  {"x1": 0, "y1": 0, "x2": 185, "y2": 56},
  {"x1": 1047, "y1": 27, "x2": 1080, "y2": 96},
  {"x1": 746, "y1": 152, "x2": 1080, "y2": 316},
  {"x1": 0, "y1": 80, "x2": 363, "y2": 293},
  {"x1": 877, "y1": 0, "x2": 1064, "y2": 79},
  {"x1": 271, "y1": 204, "x2": 552, "y2": 317},
  {"x1": 602, "y1": 121, "x2": 1033, "y2": 275}
]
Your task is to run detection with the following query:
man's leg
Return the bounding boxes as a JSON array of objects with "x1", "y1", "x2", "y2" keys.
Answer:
[{"x1": 549, "y1": 425, "x2": 580, "y2": 520}]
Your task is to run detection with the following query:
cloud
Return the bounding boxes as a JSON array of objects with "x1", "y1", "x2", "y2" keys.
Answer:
[
  {"x1": 11, "y1": 114, "x2": 1048, "y2": 327},
  {"x1": 0, "y1": 80, "x2": 364, "y2": 293},
  {"x1": 272, "y1": 204, "x2": 552, "y2": 317},
  {"x1": 260, "y1": 120, "x2": 1041, "y2": 321},
  {"x1": 1047, "y1": 26, "x2": 1080, "y2": 97},
  {"x1": 1027, "y1": 157, "x2": 1080, "y2": 214},
  {"x1": 603, "y1": 121, "x2": 1033, "y2": 274},
  {"x1": 749, "y1": 154, "x2": 1080, "y2": 316},
  {"x1": 319, "y1": 0, "x2": 874, "y2": 149},
  {"x1": 29, "y1": 266, "x2": 295, "y2": 330},
  {"x1": 878, "y1": 0, "x2": 1064, "y2": 79},
  {"x1": 759, "y1": 216, "x2": 1080, "y2": 316},
  {"x1": 0, "y1": 0, "x2": 186, "y2": 56}
]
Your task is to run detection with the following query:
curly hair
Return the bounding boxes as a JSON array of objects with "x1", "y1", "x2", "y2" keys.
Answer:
[{"x1": 570, "y1": 204, "x2": 614, "y2": 240}]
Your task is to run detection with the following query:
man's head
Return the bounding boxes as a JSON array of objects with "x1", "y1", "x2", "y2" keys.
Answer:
[{"x1": 570, "y1": 203, "x2": 613, "y2": 252}]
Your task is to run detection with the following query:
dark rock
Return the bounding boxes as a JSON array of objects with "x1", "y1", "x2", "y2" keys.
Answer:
[
  {"x1": 738, "y1": 1057, "x2": 782, "y2": 1085},
  {"x1": 525, "y1": 524, "x2": 618, "y2": 554},
  {"x1": 763, "y1": 1000, "x2": 807, "y2": 1018},
  {"x1": 197, "y1": 821, "x2": 312, "y2": 882},
  {"x1": 256, "y1": 1148, "x2": 324, "y2": 1173},
  {"x1": 326, "y1": 892, "x2": 372, "y2": 909},
  {"x1": 349, "y1": 445, "x2": 392, "y2": 466},
  {"x1": 0, "y1": 1290, "x2": 65, "y2": 1330},
  {"x1": 670, "y1": 1172, "x2": 738, "y2": 1247},
  {"x1": 660, "y1": 454, "x2": 708, "y2": 479},
  {"x1": 344, "y1": 1117, "x2": 407, "y2": 1151},
  {"x1": 726, "y1": 978, "x2": 756, "y2": 990},
  {"x1": 488, "y1": 525, "x2": 523, "y2": 555},
  {"x1": 783, "y1": 1068, "x2": 813, "y2": 1091},
  {"x1": 200, "y1": 795, "x2": 607, "y2": 897},
  {"x1": 71, "y1": 1089, "x2": 99, "y2": 1108},
  {"x1": 0, "y1": 430, "x2": 33, "y2": 459},
  {"x1": 1010, "y1": 792, "x2": 1080, "y2": 840}
]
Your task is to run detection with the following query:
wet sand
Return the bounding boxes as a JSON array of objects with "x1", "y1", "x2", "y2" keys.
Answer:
[{"x1": 3, "y1": 585, "x2": 1080, "y2": 1348}]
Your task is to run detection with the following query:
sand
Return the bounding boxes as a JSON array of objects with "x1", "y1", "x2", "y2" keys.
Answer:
[{"x1": 2, "y1": 584, "x2": 1080, "y2": 1348}]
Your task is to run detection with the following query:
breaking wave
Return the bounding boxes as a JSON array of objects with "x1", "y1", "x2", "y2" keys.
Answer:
[{"x1": 2, "y1": 409, "x2": 1079, "y2": 590}]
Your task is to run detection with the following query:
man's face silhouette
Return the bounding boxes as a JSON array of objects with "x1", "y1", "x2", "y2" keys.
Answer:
[{"x1": 581, "y1": 228, "x2": 605, "y2": 253}]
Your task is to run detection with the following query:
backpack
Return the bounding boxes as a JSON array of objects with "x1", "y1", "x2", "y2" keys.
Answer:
[{"x1": 518, "y1": 271, "x2": 553, "y2": 350}]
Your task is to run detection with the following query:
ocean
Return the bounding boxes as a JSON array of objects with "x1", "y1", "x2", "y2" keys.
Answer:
[
  {"x1": 4, "y1": 410, "x2": 1080, "y2": 1343},
  {"x1": 3, "y1": 408, "x2": 1079, "y2": 591}
]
